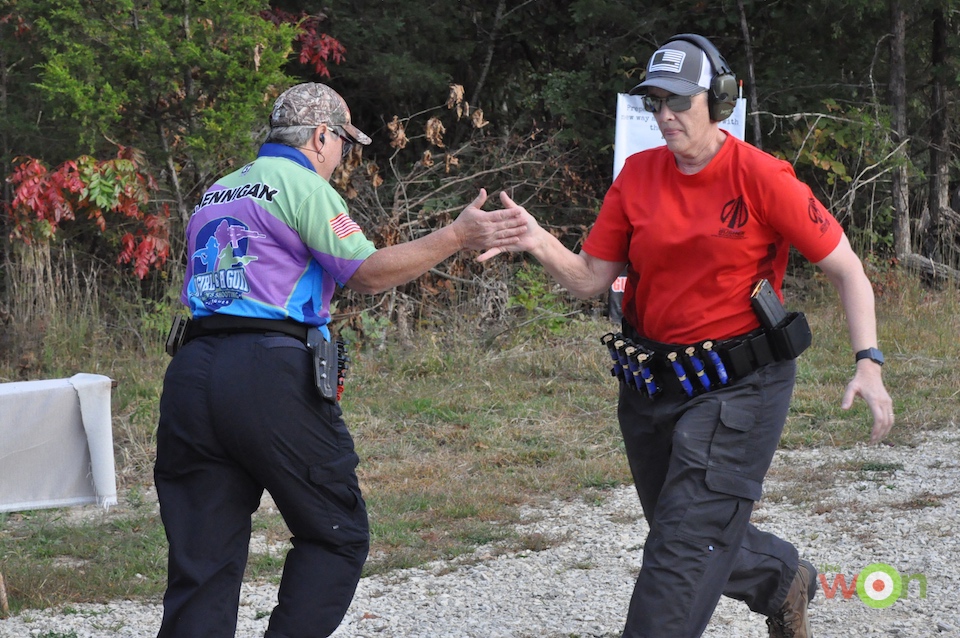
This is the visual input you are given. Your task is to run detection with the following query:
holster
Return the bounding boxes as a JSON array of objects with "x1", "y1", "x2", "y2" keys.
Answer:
[
  {"x1": 307, "y1": 328, "x2": 339, "y2": 404},
  {"x1": 165, "y1": 315, "x2": 190, "y2": 357}
]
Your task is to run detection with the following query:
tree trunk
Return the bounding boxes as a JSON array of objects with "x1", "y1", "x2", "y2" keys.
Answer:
[
  {"x1": 889, "y1": 0, "x2": 911, "y2": 258},
  {"x1": 158, "y1": 119, "x2": 189, "y2": 263},
  {"x1": 1, "y1": 47, "x2": 8, "y2": 211},
  {"x1": 470, "y1": 0, "x2": 506, "y2": 109},
  {"x1": 923, "y1": 7, "x2": 950, "y2": 261},
  {"x1": 736, "y1": 0, "x2": 762, "y2": 150}
]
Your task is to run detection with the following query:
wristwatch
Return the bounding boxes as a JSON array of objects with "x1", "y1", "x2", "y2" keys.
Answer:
[{"x1": 855, "y1": 347, "x2": 885, "y2": 366}]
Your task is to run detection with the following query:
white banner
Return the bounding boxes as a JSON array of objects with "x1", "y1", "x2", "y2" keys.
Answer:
[
  {"x1": 0, "y1": 374, "x2": 117, "y2": 512},
  {"x1": 612, "y1": 94, "x2": 747, "y2": 180}
]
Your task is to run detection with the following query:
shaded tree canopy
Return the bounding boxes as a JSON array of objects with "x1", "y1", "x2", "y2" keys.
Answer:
[{"x1": 1, "y1": 0, "x2": 958, "y2": 292}]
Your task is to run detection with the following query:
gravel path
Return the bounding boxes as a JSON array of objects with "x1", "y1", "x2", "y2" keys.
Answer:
[{"x1": 2, "y1": 430, "x2": 959, "y2": 637}]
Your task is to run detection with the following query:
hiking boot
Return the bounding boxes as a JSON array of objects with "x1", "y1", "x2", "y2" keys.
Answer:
[{"x1": 766, "y1": 559, "x2": 817, "y2": 638}]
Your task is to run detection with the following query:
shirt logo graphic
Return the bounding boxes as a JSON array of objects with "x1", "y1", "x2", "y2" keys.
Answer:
[
  {"x1": 808, "y1": 198, "x2": 825, "y2": 224},
  {"x1": 715, "y1": 196, "x2": 749, "y2": 240},
  {"x1": 190, "y1": 218, "x2": 266, "y2": 310},
  {"x1": 330, "y1": 213, "x2": 362, "y2": 239},
  {"x1": 721, "y1": 196, "x2": 749, "y2": 229},
  {"x1": 649, "y1": 50, "x2": 686, "y2": 74},
  {"x1": 807, "y1": 197, "x2": 832, "y2": 235}
]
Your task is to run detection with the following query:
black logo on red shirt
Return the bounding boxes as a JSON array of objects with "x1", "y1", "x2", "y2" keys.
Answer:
[
  {"x1": 807, "y1": 198, "x2": 825, "y2": 224},
  {"x1": 721, "y1": 196, "x2": 749, "y2": 229},
  {"x1": 807, "y1": 197, "x2": 832, "y2": 234},
  {"x1": 715, "y1": 196, "x2": 749, "y2": 239}
]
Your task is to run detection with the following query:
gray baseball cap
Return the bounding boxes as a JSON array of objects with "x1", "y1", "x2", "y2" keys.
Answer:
[
  {"x1": 270, "y1": 83, "x2": 371, "y2": 145},
  {"x1": 629, "y1": 39, "x2": 712, "y2": 97}
]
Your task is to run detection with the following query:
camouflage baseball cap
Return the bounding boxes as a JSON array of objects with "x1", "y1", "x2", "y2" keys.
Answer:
[{"x1": 270, "y1": 83, "x2": 371, "y2": 145}]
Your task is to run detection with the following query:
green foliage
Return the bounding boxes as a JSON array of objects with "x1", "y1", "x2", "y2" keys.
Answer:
[
  {"x1": 31, "y1": 0, "x2": 294, "y2": 169},
  {"x1": 508, "y1": 262, "x2": 575, "y2": 334},
  {"x1": 772, "y1": 98, "x2": 902, "y2": 248},
  {"x1": 338, "y1": 308, "x2": 393, "y2": 351}
]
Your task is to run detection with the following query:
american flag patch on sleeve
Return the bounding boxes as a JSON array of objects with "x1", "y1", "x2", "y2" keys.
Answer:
[{"x1": 330, "y1": 212, "x2": 362, "y2": 239}]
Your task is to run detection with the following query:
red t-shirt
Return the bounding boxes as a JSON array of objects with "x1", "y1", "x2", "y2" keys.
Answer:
[{"x1": 583, "y1": 134, "x2": 843, "y2": 343}]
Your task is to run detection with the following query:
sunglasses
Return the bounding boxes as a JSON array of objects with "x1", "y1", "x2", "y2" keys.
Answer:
[
  {"x1": 329, "y1": 127, "x2": 356, "y2": 159},
  {"x1": 641, "y1": 93, "x2": 698, "y2": 114}
]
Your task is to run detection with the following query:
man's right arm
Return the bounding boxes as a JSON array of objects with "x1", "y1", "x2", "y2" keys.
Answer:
[{"x1": 345, "y1": 188, "x2": 525, "y2": 295}]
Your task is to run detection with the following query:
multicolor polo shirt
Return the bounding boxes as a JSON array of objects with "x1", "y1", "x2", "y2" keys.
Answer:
[{"x1": 182, "y1": 143, "x2": 376, "y2": 340}]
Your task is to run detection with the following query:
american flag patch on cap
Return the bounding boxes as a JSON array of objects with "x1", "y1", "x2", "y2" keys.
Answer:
[{"x1": 330, "y1": 212, "x2": 362, "y2": 239}]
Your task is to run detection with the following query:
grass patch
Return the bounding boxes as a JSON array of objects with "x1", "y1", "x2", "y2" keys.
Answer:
[
  {"x1": 0, "y1": 508, "x2": 166, "y2": 614},
  {"x1": 849, "y1": 461, "x2": 905, "y2": 473},
  {"x1": 0, "y1": 270, "x2": 957, "y2": 612},
  {"x1": 892, "y1": 491, "x2": 957, "y2": 510},
  {"x1": 781, "y1": 270, "x2": 960, "y2": 448}
]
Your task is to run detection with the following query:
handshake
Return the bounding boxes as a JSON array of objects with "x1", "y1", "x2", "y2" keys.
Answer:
[{"x1": 449, "y1": 189, "x2": 534, "y2": 261}]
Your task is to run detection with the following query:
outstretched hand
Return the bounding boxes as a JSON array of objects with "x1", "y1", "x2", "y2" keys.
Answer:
[
  {"x1": 451, "y1": 189, "x2": 528, "y2": 253},
  {"x1": 841, "y1": 363, "x2": 894, "y2": 444}
]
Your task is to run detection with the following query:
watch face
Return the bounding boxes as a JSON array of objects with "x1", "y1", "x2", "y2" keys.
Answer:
[{"x1": 857, "y1": 348, "x2": 884, "y2": 365}]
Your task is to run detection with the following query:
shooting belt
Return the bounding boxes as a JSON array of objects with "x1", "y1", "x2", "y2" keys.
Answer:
[{"x1": 609, "y1": 313, "x2": 811, "y2": 399}]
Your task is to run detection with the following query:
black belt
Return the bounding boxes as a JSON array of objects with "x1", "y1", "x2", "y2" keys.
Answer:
[
  {"x1": 613, "y1": 314, "x2": 810, "y2": 399},
  {"x1": 186, "y1": 315, "x2": 311, "y2": 344},
  {"x1": 173, "y1": 314, "x2": 345, "y2": 404}
]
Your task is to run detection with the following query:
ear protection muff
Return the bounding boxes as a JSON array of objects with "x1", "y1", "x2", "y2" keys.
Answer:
[{"x1": 665, "y1": 33, "x2": 738, "y2": 122}]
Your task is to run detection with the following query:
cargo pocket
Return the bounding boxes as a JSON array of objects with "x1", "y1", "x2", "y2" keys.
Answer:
[
  {"x1": 309, "y1": 451, "x2": 362, "y2": 510},
  {"x1": 705, "y1": 401, "x2": 763, "y2": 501},
  {"x1": 676, "y1": 493, "x2": 750, "y2": 548},
  {"x1": 307, "y1": 451, "x2": 368, "y2": 544}
]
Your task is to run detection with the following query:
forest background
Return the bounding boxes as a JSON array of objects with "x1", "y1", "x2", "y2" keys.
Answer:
[
  {"x1": 0, "y1": 0, "x2": 959, "y2": 614},
  {"x1": 2, "y1": 0, "x2": 959, "y2": 350}
]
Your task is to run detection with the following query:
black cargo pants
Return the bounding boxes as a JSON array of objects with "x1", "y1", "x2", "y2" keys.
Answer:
[
  {"x1": 618, "y1": 359, "x2": 800, "y2": 638},
  {"x1": 154, "y1": 332, "x2": 368, "y2": 638}
]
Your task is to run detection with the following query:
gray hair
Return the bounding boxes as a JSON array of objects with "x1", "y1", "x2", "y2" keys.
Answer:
[{"x1": 264, "y1": 125, "x2": 317, "y2": 147}]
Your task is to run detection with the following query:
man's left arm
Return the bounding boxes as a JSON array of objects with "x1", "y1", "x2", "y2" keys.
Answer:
[{"x1": 814, "y1": 234, "x2": 894, "y2": 443}]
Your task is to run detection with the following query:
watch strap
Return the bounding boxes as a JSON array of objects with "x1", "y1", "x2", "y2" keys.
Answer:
[{"x1": 855, "y1": 347, "x2": 884, "y2": 366}]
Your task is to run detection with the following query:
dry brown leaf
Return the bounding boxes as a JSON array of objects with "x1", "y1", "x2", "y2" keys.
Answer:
[
  {"x1": 425, "y1": 117, "x2": 446, "y2": 147},
  {"x1": 421, "y1": 150, "x2": 434, "y2": 167},
  {"x1": 342, "y1": 145, "x2": 362, "y2": 171},
  {"x1": 386, "y1": 115, "x2": 408, "y2": 149},
  {"x1": 365, "y1": 162, "x2": 383, "y2": 189},
  {"x1": 444, "y1": 153, "x2": 459, "y2": 174},
  {"x1": 446, "y1": 84, "x2": 465, "y2": 110},
  {"x1": 470, "y1": 108, "x2": 489, "y2": 129}
]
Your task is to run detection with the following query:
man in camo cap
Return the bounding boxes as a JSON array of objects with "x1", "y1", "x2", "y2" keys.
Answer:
[{"x1": 154, "y1": 82, "x2": 526, "y2": 638}]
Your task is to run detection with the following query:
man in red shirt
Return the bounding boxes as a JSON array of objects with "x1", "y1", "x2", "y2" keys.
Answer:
[{"x1": 484, "y1": 34, "x2": 893, "y2": 638}]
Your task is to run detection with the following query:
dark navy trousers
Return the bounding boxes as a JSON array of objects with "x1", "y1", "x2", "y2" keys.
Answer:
[
  {"x1": 618, "y1": 359, "x2": 800, "y2": 638},
  {"x1": 154, "y1": 332, "x2": 368, "y2": 638}
]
